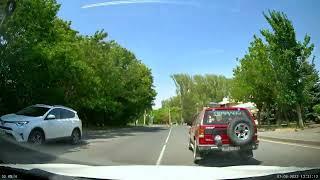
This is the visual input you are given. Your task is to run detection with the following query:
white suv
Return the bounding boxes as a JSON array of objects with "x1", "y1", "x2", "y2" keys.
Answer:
[{"x1": 0, "y1": 104, "x2": 82, "y2": 145}]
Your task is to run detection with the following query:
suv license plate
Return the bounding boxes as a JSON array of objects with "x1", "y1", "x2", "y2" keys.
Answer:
[{"x1": 222, "y1": 146, "x2": 240, "y2": 151}]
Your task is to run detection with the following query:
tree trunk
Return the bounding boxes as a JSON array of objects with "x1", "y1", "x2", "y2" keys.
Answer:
[
  {"x1": 256, "y1": 104, "x2": 262, "y2": 126},
  {"x1": 296, "y1": 104, "x2": 304, "y2": 129},
  {"x1": 256, "y1": 110, "x2": 261, "y2": 126},
  {"x1": 178, "y1": 93, "x2": 183, "y2": 124},
  {"x1": 168, "y1": 107, "x2": 171, "y2": 125},
  {"x1": 143, "y1": 110, "x2": 146, "y2": 125},
  {"x1": 275, "y1": 108, "x2": 282, "y2": 126},
  {"x1": 266, "y1": 107, "x2": 271, "y2": 127},
  {"x1": 284, "y1": 111, "x2": 289, "y2": 126}
]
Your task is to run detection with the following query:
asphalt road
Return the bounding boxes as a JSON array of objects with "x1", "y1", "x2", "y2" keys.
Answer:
[{"x1": 1, "y1": 125, "x2": 320, "y2": 167}]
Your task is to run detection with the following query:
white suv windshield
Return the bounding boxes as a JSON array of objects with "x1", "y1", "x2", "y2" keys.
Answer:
[{"x1": 16, "y1": 106, "x2": 50, "y2": 117}]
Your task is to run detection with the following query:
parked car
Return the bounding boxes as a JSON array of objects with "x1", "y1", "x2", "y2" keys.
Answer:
[
  {"x1": 0, "y1": 104, "x2": 82, "y2": 145},
  {"x1": 188, "y1": 107, "x2": 259, "y2": 163}
]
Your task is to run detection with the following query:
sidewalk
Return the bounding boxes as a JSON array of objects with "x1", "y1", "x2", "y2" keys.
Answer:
[{"x1": 258, "y1": 125, "x2": 320, "y2": 146}]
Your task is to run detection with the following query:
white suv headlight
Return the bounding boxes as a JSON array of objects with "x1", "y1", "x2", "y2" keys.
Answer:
[{"x1": 16, "y1": 121, "x2": 29, "y2": 127}]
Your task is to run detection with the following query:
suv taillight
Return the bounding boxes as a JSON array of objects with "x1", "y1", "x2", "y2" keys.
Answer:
[{"x1": 199, "y1": 127, "x2": 205, "y2": 138}]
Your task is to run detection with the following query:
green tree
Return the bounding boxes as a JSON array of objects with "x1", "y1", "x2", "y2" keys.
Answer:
[
  {"x1": 261, "y1": 10, "x2": 316, "y2": 128},
  {"x1": 309, "y1": 82, "x2": 320, "y2": 123},
  {"x1": 171, "y1": 74, "x2": 231, "y2": 124},
  {"x1": 232, "y1": 10, "x2": 319, "y2": 127},
  {"x1": 171, "y1": 74, "x2": 195, "y2": 124},
  {"x1": 231, "y1": 36, "x2": 275, "y2": 125},
  {"x1": 153, "y1": 107, "x2": 169, "y2": 124},
  {"x1": 0, "y1": 0, "x2": 156, "y2": 126},
  {"x1": 162, "y1": 97, "x2": 182, "y2": 123}
]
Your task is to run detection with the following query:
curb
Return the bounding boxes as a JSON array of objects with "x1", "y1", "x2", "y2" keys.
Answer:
[{"x1": 259, "y1": 136, "x2": 320, "y2": 146}]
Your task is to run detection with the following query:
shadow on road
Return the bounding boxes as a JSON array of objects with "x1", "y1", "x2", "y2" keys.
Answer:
[
  {"x1": 0, "y1": 126, "x2": 167, "y2": 165},
  {"x1": 0, "y1": 136, "x2": 110, "y2": 165},
  {"x1": 197, "y1": 152, "x2": 262, "y2": 167},
  {"x1": 83, "y1": 126, "x2": 168, "y2": 140},
  {"x1": 0, "y1": 137, "x2": 82, "y2": 164}
]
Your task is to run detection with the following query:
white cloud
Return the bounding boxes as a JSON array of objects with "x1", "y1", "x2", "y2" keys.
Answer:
[{"x1": 81, "y1": 0, "x2": 198, "y2": 9}]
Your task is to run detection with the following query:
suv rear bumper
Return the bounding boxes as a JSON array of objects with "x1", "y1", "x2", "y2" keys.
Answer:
[{"x1": 198, "y1": 142, "x2": 259, "y2": 152}]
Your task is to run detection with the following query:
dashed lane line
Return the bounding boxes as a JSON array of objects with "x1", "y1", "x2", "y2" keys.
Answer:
[{"x1": 156, "y1": 127, "x2": 172, "y2": 165}]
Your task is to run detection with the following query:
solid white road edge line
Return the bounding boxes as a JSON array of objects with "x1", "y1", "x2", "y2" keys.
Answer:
[
  {"x1": 156, "y1": 127, "x2": 172, "y2": 165},
  {"x1": 260, "y1": 139, "x2": 320, "y2": 150}
]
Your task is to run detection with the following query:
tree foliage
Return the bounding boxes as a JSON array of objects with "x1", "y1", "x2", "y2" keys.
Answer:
[
  {"x1": 231, "y1": 10, "x2": 319, "y2": 127},
  {"x1": 231, "y1": 36, "x2": 275, "y2": 107},
  {"x1": 0, "y1": 0, "x2": 156, "y2": 126},
  {"x1": 170, "y1": 74, "x2": 231, "y2": 124}
]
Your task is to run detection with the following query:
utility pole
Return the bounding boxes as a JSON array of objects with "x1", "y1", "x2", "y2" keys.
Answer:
[
  {"x1": 178, "y1": 94, "x2": 184, "y2": 124},
  {"x1": 143, "y1": 110, "x2": 146, "y2": 126},
  {"x1": 150, "y1": 113, "x2": 153, "y2": 126},
  {"x1": 168, "y1": 106, "x2": 171, "y2": 125}
]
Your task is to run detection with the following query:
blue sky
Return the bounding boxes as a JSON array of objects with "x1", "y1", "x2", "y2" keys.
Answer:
[{"x1": 56, "y1": 0, "x2": 320, "y2": 108}]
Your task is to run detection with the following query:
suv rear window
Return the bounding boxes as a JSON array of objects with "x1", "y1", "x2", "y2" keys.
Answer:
[{"x1": 203, "y1": 109, "x2": 251, "y2": 125}]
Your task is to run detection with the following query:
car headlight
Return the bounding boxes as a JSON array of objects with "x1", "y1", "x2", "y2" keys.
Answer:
[{"x1": 16, "y1": 121, "x2": 29, "y2": 127}]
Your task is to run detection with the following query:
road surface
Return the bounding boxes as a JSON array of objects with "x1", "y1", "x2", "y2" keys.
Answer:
[{"x1": 1, "y1": 125, "x2": 320, "y2": 167}]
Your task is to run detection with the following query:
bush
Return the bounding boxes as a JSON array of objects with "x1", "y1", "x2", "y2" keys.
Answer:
[{"x1": 313, "y1": 104, "x2": 320, "y2": 115}]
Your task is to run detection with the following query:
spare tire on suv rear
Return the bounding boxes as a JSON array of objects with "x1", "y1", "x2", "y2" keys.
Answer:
[{"x1": 227, "y1": 119, "x2": 254, "y2": 146}]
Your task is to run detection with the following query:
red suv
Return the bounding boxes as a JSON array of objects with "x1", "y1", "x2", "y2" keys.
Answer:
[{"x1": 188, "y1": 107, "x2": 259, "y2": 163}]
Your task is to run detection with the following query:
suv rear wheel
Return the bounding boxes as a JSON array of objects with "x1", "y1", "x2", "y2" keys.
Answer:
[{"x1": 193, "y1": 140, "x2": 201, "y2": 164}]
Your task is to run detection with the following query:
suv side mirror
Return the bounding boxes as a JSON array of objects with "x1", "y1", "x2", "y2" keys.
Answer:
[{"x1": 46, "y1": 114, "x2": 56, "y2": 120}]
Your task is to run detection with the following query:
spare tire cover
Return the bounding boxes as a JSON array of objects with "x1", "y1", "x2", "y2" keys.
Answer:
[{"x1": 227, "y1": 119, "x2": 254, "y2": 146}]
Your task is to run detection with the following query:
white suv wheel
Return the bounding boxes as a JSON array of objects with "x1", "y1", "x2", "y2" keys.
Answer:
[
  {"x1": 71, "y1": 129, "x2": 81, "y2": 144},
  {"x1": 28, "y1": 130, "x2": 44, "y2": 145}
]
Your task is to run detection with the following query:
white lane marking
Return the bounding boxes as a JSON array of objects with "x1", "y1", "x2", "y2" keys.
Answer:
[
  {"x1": 156, "y1": 127, "x2": 172, "y2": 165},
  {"x1": 260, "y1": 139, "x2": 320, "y2": 150}
]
